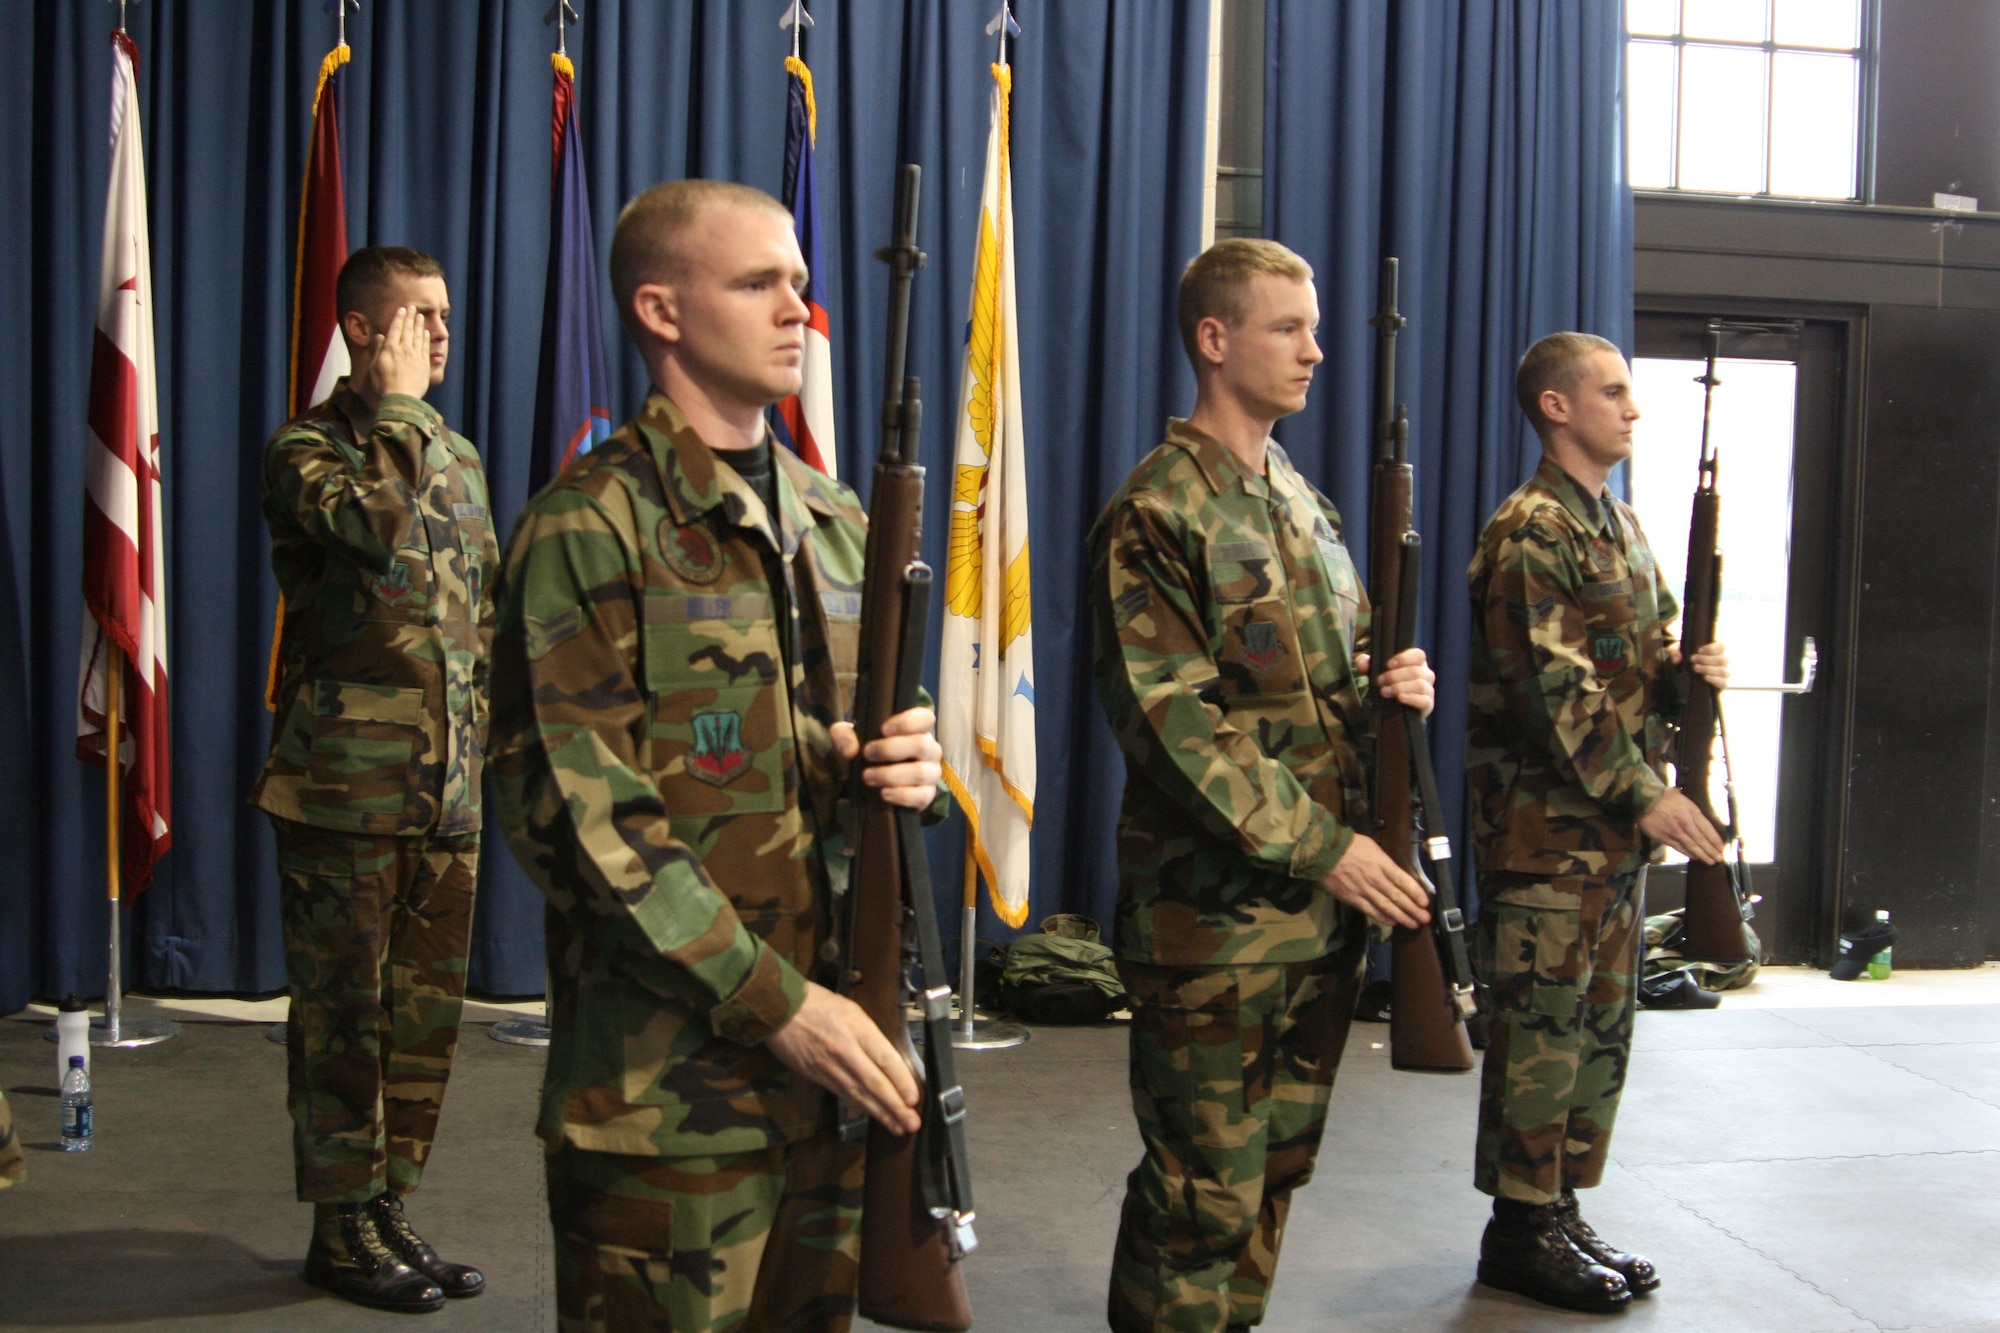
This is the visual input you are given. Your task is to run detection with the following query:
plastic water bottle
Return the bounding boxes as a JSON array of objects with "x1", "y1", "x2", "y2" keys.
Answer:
[
  {"x1": 1867, "y1": 909, "x2": 1894, "y2": 980},
  {"x1": 60, "y1": 1055, "x2": 92, "y2": 1152}
]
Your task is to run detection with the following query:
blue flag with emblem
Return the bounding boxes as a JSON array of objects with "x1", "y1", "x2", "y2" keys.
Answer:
[{"x1": 530, "y1": 47, "x2": 612, "y2": 489}]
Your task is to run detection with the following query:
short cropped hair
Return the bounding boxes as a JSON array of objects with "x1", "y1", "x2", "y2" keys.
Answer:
[
  {"x1": 1515, "y1": 331, "x2": 1622, "y2": 431},
  {"x1": 335, "y1": 246, "x2": 444, "y2": 340},
  {"x1": 610, "y1": 179, "x2": 792, "y2": 342},
  {"x1": 1176, "y1": 239, "x2": 1314, "y2": 368}
]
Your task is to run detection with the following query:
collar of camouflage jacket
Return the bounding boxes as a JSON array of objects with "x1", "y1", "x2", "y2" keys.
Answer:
[
  {"x1": 1532, "y1": 455, "x2": 1623, "y2": 540},
  {"x1": 1163, "y1": 417, "x2": 1279, "y2": 500},
  {"x1": 635, "y1": 391, "x2": 841, "y2": 558}
]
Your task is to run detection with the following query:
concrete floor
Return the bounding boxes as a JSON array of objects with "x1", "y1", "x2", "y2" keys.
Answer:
[{"x1": 1, "y1": 966, "x2": 1995, "y2": 1332}]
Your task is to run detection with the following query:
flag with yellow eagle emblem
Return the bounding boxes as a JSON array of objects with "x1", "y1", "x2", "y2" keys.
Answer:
[{"x1": 939, "y1": 60, "x2": 1034, "y2": 928}]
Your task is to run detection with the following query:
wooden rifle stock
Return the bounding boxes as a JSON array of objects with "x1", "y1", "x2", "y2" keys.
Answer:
[
  {"x1": 842, "y1": 165, "x2": 976, "y2": 1331},
  {"x1": 1674, "y1": 338, "x2": 1755, "y2": 964},
  {"x1": 1365, "y1": 258, "x2": 1476, "y2": 1073}
]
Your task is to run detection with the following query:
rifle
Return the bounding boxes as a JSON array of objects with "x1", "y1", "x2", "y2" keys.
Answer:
[
  {"x1": 839, "y1": 164, "x2": 978, "y2": 1332},
  {"x1": 1673, "y1": 327, "x2": 1756, "y2": 963},
  {"x1": 1364, "y1": 257, "x2": 1478, "y2": 1074}
]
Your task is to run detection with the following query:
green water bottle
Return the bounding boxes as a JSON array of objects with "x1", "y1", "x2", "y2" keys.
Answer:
[{"x1": 1867, "y1": 910, "x2": 1893, "y2": 980}]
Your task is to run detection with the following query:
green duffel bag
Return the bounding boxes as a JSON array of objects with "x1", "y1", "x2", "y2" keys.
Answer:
[{"x1": 998, "y1": 915, "x2": 1126, "y2": 1024}]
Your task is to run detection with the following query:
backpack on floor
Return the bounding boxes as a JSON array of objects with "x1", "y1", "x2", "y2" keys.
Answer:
[{"x1": 998, "y1": 915, "x2": 1126, "y2": 1024}]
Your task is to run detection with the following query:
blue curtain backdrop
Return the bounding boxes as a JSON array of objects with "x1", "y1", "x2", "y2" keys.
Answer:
[
  {"x1": 0, "y1": 0, "x2": 1209, "y2": 1013},
  {"x1": 1263, "y1": 0, "x2": 1634, "y2": 910}
]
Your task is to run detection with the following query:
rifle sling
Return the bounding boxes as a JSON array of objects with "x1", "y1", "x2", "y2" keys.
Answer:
[
  {"x1": 888, "y1": 567, "x2": 976, "y2": 1233},
  {"x1": 1402, "y1": 706, "x2": 1477, "y2": 996}
]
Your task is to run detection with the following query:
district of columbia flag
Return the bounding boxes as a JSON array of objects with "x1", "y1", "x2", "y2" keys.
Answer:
[
  {"x1": 939, "y1": 62, "x2": 1034, "y2": 928},
  {"x1": 266, "y1": 38, "x2": 351, "y2": 710},
  {"x1": 530, "y1": 51, "x2": 612, "y2": 490},
  {"x1": 77, "y1": 29, "x2": 171, "y2": 895},
  {"x1": 772, "y1": 52, "x2": 837, "y2": 477}
]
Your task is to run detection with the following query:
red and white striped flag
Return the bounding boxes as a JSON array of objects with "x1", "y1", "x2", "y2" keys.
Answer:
[{"x1": 77, "y1": 30, "x2": 171, "y2": 895}]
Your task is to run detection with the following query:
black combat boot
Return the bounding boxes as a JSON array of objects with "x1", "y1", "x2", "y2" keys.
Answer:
[
  {"x1": 1557, "y1": 1188, "x2": 1660, "y2": 1294},
  {"x1": 1477, "y1": 1198, "x2": 1631, "y2": 1314},
  {"x1": 368, "y1": 1192, "x2": 486, "y2": 1299},
  {"x1": 303, "y1": 1202, "x2": 446, "y2": 1312}
]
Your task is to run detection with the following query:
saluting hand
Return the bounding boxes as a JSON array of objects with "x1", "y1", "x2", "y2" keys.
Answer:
[
  {"x1": 832, "y1": 706, "x2": 943, "y2": 811},
  {"x1": 1320, "y1": 834, "x2": 1431, "y2": 930},
  {"x1": 364, "y1": 305, "x2": 435, "y2": 402}
]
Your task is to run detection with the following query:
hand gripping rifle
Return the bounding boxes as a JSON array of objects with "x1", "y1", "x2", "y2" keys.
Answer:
[
  {"x1": 839, "y1": 164, "x2": 978, "y2": 1332},
  {"x1": 1365, "y1": 257, "x2": 1478, "y2": 1073},
  {"x1": 1672, "y1": 326, "x2": 1756, "y2": 964}
]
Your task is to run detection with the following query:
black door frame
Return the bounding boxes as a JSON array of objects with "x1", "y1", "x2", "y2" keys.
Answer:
[{"x1": 1632, "y1": 300, "x2": 1867, "y2": 967}]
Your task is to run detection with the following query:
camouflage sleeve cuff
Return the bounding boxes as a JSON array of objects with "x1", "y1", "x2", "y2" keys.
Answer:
[
  {"x1": 1288, "y1": 807, "x2": 1355, "y2": 883},
  {"x1": 375, "y1": 392, "x2": 443, "y2": 432},
  {"x1": 708, "y1": 938, "x2": 809, "y2": 1046},
  {"x1": 1627, "y1": 765, "x2": 1670, "y2": 820}
]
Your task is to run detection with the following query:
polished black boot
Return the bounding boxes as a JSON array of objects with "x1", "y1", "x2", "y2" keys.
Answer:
[
  {"x1": 368, "y1": 1193, "x2": 486, "y2": 1299},
  {"x1": 1477, "y1": 1198, "x2": 1632, "y2": 1314},
  {"x1": 1557, "y1": 1189, "x2": 1660, "y2": 1294},
  {"x1": 303, "y1": 1202, "x2": 446, "y2": 1313}
]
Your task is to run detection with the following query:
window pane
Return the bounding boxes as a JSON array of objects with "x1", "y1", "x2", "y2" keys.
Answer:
[
  {"x1": 1629, "y1": 357, "x2": 1798, "y2": 864},
  {"x1": 1628, "y1": 41, "x2": 1678, "y2": 188},
  {"x1": 1774, "y1": 0, "x2": 1860, "y2": 49},
  {"x1": 1626, "y1": 0, "x2": 1678, "y2": 38},
  {"x1": 1769, "y1": 52, "x2": 1858, "y2": 197},
  {"x1": 1683, "y1": 0, "x2": 1768, "y2": 43},
  {"x1": 1678, "y1": 46, "x2": 1768, "y2": 193}
]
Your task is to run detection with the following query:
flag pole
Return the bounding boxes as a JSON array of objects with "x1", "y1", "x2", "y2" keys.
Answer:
[{"x1": 79, "y1": 647, "x2": 177, "y2": 1048}]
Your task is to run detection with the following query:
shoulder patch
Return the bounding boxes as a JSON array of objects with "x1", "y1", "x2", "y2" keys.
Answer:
[{"x1": 525, "y1": 607, "x2": 584, "y2": 660}]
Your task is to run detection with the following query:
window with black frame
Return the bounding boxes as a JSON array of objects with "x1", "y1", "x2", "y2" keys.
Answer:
[{"x1": 1627, "y1": 0, "x2": 1868, "y2": 200}]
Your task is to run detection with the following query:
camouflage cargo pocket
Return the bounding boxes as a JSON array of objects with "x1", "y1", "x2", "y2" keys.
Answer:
[
  {"x1": 305, "y1": 680, "x2": 425, "y2": 803},
  {"x1": 642, "y1": 592, "x2": 786, "y2": 816},
  {"x1": 1478, "y1": 881, "x2": 1586, "y2": 1018},
  {"x1": 820, "y1": 593, "x2": 861, "y2": 719}
]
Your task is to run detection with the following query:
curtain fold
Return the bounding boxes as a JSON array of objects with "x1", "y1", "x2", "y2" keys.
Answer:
[
  {"x1": 1265, "y1": 0, "x2": 1634, "y2": 910},
  {"x1": 0, "y1": 0, "x2": 1209, "y2": 1011}
]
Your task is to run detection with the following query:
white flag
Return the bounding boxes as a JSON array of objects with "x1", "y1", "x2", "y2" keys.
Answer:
[{"x1": 939, "y1": 62, "x2": 1035, "y2": 928}]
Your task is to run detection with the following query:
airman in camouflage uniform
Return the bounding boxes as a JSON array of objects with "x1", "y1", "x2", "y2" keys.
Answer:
[
  {"x1": 1465, "y1": 331, "x2": 1729, "y2": 1313},
  {"x1": 253, "y1": 247, "x2": 493, "y2": 1312},
  {"x1": 489, "y1": 179, "x2": 938, "y2": 1333},
  {"x1": 0, "y1": 1088, "x2": 20, "y2": 1188},
  {"x1": 1089, "y1": 239, "x2": 1435, "y2": 1333}
]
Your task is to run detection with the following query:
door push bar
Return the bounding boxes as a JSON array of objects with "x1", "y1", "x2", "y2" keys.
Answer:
[{"x1": 1727, "y1": 636, "x2": 1817, "y2": 694}]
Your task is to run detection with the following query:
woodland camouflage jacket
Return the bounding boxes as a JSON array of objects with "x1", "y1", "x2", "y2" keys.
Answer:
[
  {"x1": 1089, "y1": 419, "x2": 1374, "y2": 968},
  {"x1": 1466, "y1": 458, "x2": 1683, "y2": 878},
  {"x1": 490, "y1": 392, "x2": 873, "y2": 1160},
  {"x1": 252, "y1": 381, "x2": 498, "y2": 837}
]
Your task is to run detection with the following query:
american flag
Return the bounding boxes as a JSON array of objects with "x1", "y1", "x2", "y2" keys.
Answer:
[
  {"x1": 773, "y1": 50, "x2": 838, "y2": 477},
  {"x1": 77, "y1": 29, "x2": 171, "y2": 895}
]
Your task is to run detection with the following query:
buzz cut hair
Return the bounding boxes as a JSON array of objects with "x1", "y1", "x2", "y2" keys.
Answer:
[
  {"x1": 610, "y1": 179, "x2": 793, "y2": 342},
  {"x1": 1176, "y1": 238, "x2": 1314, "y2": 369},
  {"x1": 1515, "y1": 331, "x2": 1622, "y2": 432},
  {"x1": 334, "y1": 246, "x2": 445, "y2": 339}
]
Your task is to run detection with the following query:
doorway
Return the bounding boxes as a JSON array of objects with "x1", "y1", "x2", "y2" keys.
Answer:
[{"x1": 1630, "y1": 313, "x2": 1853, "y2": 965}]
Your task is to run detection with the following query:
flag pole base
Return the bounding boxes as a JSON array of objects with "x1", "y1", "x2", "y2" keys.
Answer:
[
  {"x1": 947, "y1": 1009, "x2": 1030, "y2": 1051},
  {"x1": 490, "y1": 1017, "x2": 551, "y2": 1047},
  {"x1": 42, "y1": 1016, "x2": 179, "y2": 1047}
]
